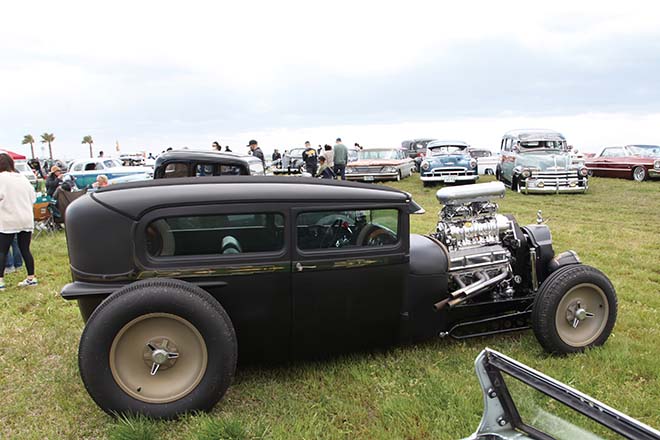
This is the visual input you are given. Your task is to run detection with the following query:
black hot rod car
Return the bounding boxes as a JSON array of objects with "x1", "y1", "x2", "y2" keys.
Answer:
[{"x1": 62, "y1": 178, "x2": 617, "y2": 418}]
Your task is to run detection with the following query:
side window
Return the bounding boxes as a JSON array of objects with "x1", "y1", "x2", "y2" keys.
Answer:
[
  {"x1": 73, "y1": 162, "x2": 84, "y2": 172},
  {"x1": 297, "y1": 208, "x2": 399, "y2": 251},
  {"x1": 84, "y1": 162, "x2": 96, "y2": 171},
  {"x1": 146, "y1": 212, "x2": 285, "y2": 257},
  {"x1": 95, "y1": 162, "x2": 105, "y2": 170},
  {"x1": 194, "y1": 164, "x2": 214, "y2": 176},
  {"x1": 164, "y1": 163, "x2": 190, "y2": 178}
]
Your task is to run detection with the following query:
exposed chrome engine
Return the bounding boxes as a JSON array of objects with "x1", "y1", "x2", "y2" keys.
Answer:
[{"x1": 432, "y1": 182, "x2": 518, "y2": 309}]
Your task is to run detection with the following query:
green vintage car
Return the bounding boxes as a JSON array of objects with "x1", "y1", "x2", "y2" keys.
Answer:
[{"x1": 497, "y1": 129, "x2": 589, "y2": 194}]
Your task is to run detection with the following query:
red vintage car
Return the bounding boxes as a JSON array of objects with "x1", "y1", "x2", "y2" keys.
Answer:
[{"x1": 585, "y1": 145, "x2": 660, "y2": 181}]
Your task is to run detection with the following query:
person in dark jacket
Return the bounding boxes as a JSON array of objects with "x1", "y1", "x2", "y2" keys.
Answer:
[
  {"x1": 303, "y1": 141, "x2": 318, "y2": 175},
  {"x1": 272, "y1": 149, "x2": 282, "y2": 162},
  {"x1": 247, "y1": 140, "x2": 265, "y2": 167},
  {"x1": 45, "y1": 166, "x2": 63, "y2": 197},
  {"x1": 316, "y1": 156, "x2": 336, "y2": 179}
]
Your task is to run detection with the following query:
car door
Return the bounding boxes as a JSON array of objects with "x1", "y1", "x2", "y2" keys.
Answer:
[
  {"x1": 135, "y1": 203, "x2": 292, "y2": 361},
  {"x1": 291, "y1": 205, "x2": 408, "y2": 357},
  {"x1": 500, "y1": 138, "x2": 515, "y2": 182}
]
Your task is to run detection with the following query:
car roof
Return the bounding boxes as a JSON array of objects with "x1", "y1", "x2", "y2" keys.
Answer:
[
  {"x1": 427, "y1": 140, "x2": 469, "y2": 148},
  {"x1": 155, "y1": 150, "x2": 251, "y2": 166},
  {"x1": 92, "y1": 176, "x2": 411, "y2": 219},
  {"x1": 504, "y1": 129, "x2": 566, "y2": 141}
]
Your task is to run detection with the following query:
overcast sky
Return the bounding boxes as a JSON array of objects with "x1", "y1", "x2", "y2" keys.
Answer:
[{"x1": 2, "y1": 0, "x2": 660, "y2": 158}]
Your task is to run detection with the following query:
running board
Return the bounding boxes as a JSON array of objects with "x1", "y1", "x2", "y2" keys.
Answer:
[{"x1": 440, "y1": 310, "x2": 531, "y2": 340}]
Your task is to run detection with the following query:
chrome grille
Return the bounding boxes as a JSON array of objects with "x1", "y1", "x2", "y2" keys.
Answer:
[
  {"x1": 428, "y1": 167, "x2": 472, "y2": 177},
  {"x1": 353, "y1": 166, "x2": 382, "y2": 173}
]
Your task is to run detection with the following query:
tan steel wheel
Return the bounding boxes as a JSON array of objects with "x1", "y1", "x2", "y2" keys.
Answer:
[
  {"x1": 109, "y1": 313, "x2": 208, "y2": 404},
  {"x1": 555, "y1": 283, "x2": 609, "y2": 347}
]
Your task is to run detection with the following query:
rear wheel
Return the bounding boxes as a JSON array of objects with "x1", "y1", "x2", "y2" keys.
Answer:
[
  {"x1": 532, "y1": 265, "x2": 617, "y2": 354},
  {"x1": 78, "y1": 278, "x2": 237, "y2": 418},
  {"x1": 632, "y1": 166, "x2": 647, "y2": 182}
]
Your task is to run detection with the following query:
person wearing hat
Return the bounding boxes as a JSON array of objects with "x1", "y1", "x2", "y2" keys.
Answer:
[
  {"x1": 333, "y1": 137, "x2": 348, "y2": 180},
  {"x1": 247, "y1": 140, "x2": 265, "y2": 167},
  {"x1": 45, "y1": 165, "x2": 63, "y2": 197}
]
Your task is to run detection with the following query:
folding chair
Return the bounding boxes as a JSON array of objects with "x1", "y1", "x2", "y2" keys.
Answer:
[{"x1": 33, "y1": 201, "x2": 56, "y2": 238}]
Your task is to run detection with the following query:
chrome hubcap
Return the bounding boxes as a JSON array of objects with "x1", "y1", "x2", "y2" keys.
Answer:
[
  {"x1": 565, "y1": 300, "x2": 595, "y2": 328},
  {"x1": 143, "y1": 338, "x2": 180, "y2": 375}
]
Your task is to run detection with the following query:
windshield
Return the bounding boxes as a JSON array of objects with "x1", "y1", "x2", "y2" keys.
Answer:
[
  {"x1": 15, "y1": 162, "x2": 29, "y2": 172},
  {"x1": 470, "y1": 150, "x2": 491, "y2": 158},
  {"x1": 629, "y1": 145, "x2": 660, "y2": 158},
  {"x1": 520, "y1": 141, "x2": 563, "y2": 149},
  {"x1": 102, "y1": 159, "x2": 122, "y2": 168},
  {"x1": 358, "y1": 150, "x2": 399, "y2": 160},
  {"x1": 428, "y1": 145, "x2": 466, "y2": 155}
]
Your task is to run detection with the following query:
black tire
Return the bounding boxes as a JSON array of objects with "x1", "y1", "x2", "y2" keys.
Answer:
[
  {"x1": 78, "y1": 278, "x2": 237, "y2": 419},
  {"x1": 532, "y1": 265, "x2": 617, "y2": 355},
  {"x1": 632, "y1": 166, "x2": 647, "y2": 182}
]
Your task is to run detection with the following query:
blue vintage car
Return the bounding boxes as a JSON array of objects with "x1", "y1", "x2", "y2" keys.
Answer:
[
  {"x1": 65, "y1": 158, "x2": 152, "y2": 188},
  {"x1": 419, "y1": 140, "x2": 478, "y2": 186}
]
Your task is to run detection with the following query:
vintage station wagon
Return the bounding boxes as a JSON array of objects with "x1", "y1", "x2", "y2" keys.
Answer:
[{"x1": 62, "y1": 178, "x2": 617, "y2": 418}]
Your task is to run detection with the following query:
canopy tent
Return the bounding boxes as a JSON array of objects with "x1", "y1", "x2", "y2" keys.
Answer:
[{"x1": 0, "y1": 149, "x2": 27, "y2": 160}]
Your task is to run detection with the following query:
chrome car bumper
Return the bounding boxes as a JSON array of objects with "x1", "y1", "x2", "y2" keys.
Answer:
[
  {"x1": 346, "y1": 172, "x2": 399, "y2": 182},
  {"x1": 649, "y1": 169, "x2": 660, "y2": 178},
  {"x1": 520, "y1": 177, "x2": 588, "y2": 194},
  {"x1": 420, "y1": 173, "x2": 478, "y2": 182}
]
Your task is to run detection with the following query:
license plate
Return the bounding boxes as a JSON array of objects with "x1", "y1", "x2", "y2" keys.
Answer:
[
  {"x1": 444, "y1": 176, "x2": 456, "y2": 182},
  {"x1": 363, "y1": 175, "x2": 374, "y2": 181}
]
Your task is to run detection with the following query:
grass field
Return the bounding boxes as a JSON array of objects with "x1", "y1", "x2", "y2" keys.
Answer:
[{"x1": 1, "y1": 176, "x2": 659, "y2": 439}]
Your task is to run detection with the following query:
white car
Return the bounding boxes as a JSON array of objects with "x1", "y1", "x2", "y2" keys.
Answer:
[
  {"x1": 15, "y1": 160, "x2": 37, "y2": 186},
  {"x1": 469, "y1": 148, "x2": 499, "y2": 175}
]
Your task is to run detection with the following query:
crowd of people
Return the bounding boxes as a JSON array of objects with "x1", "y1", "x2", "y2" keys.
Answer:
[{"x1": 210, "y1": 137, "x2": 357, "y2": 180}]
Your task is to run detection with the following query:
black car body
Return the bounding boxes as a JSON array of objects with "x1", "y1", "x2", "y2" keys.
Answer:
[
  {"x1": 402, "y1": 138, "x2": 438, "y2": 170},
  {"x1": 62, "y1": 178, "x2": 617, "y2": 418},
  {"x1": 154, "y1": 150, "x2": 265, "y2": 179}
]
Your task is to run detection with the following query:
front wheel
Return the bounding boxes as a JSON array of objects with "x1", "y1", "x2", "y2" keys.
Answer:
[
  {"x1": 632, "y1": 166, "x2": 647, "y2": 182},
  {"x1": 532, "y1": 265, "x2": 617, "y2": 354},
  {"x1": 78, "y1": 278, "x2": 237, "y2": 418}
]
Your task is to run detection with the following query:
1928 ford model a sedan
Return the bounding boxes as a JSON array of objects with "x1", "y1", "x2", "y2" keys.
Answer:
[{"x1": 62, "y1": 177, "x2": 617, "y2": 418}]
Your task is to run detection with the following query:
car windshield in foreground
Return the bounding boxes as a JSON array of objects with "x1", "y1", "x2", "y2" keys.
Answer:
[
  {"x1": 428, "y1": 145, "x2": 466, "y2": 155},
  {"x1": 520, "y1": 141, "x2": 562, "y2": 149},
  {"x1": 358, "y1": 150, "x2": 399, "y2": 160},
  {"x1": 629, "y1": 145, "x2": 660, "y2": 158}
]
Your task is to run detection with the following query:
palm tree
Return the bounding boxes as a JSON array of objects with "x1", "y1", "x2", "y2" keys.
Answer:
[
  {"x1": 22, "y1": 134, "x2": 36, "y2": 159},
  {"x1": 82, "y1": 135, "x2": 94, "y2": 158},
  {"x1": 41, "y1": 133, "x2": 55, "y2": 159}
]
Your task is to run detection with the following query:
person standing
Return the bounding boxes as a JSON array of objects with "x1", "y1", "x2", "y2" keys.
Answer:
[
  {"x1": 225, "y1": 146, "x2": 232, "y2": 153},
  {"x1": 4, "y1": 235, "x2": 22, "y2": 274},
  {"x1": 333, "y1": 137, "x2": 348, "y2": 180},
  {"x1": 322, "y1": 144, "x2": 334, "y2": 168},
  {"x1": 272, "y1": 149, "x2": 282, "y2": 162},
  {"x1": 212, "y1": 141, "x2": 222, "y2": 151},
  {"x1": 45, "y1": 165, "x2": 62, "y2": 197},
  {"x1": 247, "y1": 140, "x2": 265, "y2": 167},
  {"x1": 303, "y1": 141, "x2": 318, "y2": 176},
  {"x1": 0, "y1": 153, "x2": 38, "y2": 290}
]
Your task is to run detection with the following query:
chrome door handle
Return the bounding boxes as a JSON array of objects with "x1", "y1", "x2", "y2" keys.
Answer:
[{"x1": 295, "y1": 262, "x2": 317, "y2": 272}]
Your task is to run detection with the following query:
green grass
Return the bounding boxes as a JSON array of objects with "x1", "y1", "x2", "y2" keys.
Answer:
[{"x1": 0, "y1": 176, "x2": 658, "y2": 439}]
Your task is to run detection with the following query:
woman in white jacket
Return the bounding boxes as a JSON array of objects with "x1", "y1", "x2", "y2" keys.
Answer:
[{"x1": 0, "y1": 153, "x2": 37, "y2": 290}]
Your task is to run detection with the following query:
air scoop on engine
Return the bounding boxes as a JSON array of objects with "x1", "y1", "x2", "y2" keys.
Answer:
[{"x1": 436, "y1": 181, "x2": 506, "y2": 205}]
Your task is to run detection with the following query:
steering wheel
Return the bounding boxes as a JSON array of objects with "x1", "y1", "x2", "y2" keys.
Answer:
[{"x1": 357, "y1": 224, "x2": 397, "y2": 246}]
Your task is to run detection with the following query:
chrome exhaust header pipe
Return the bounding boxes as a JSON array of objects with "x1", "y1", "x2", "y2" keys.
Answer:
[{"x1": 436, "y1": 181, "x2": 505, "y2": 205}]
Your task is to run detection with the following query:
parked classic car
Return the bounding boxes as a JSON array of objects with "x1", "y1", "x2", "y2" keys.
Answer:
[
  {"x1": 464, "y1": 349, "x2": 660, "y2": 440},
  {"x1": 419, "y1": 140, "x2": 479, "y2": 186},
  {"x1": 401, "y1": 138, "x2": 437, "y2": 171},
  {"x1": 345, "y1": 147, "x2": 415, "y2": 181},
  {"x1": 15, "y1": 160, "x2": 38, "y2": 187},
  {"x1": 468, "y1": 148, "x2": 499, "y2": 175},
  {"x1": 66, "y1": 158, "x2": 152, "y2": 188},
  {"x1": 153, "y1": 150, "x2": 265, "y2": 179},
  {"x1": 272, "y1": 147, "x2": 306, "y2": 174},
  {"x1": 585, "y1": 144, "x2": 660, "y2": 181},
  {"x1": 62, "y1": 178, "x2": 617, "y2": 418},
  {"x1": 497, "y1": 130, "x2": 588, "y2": 194}
]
